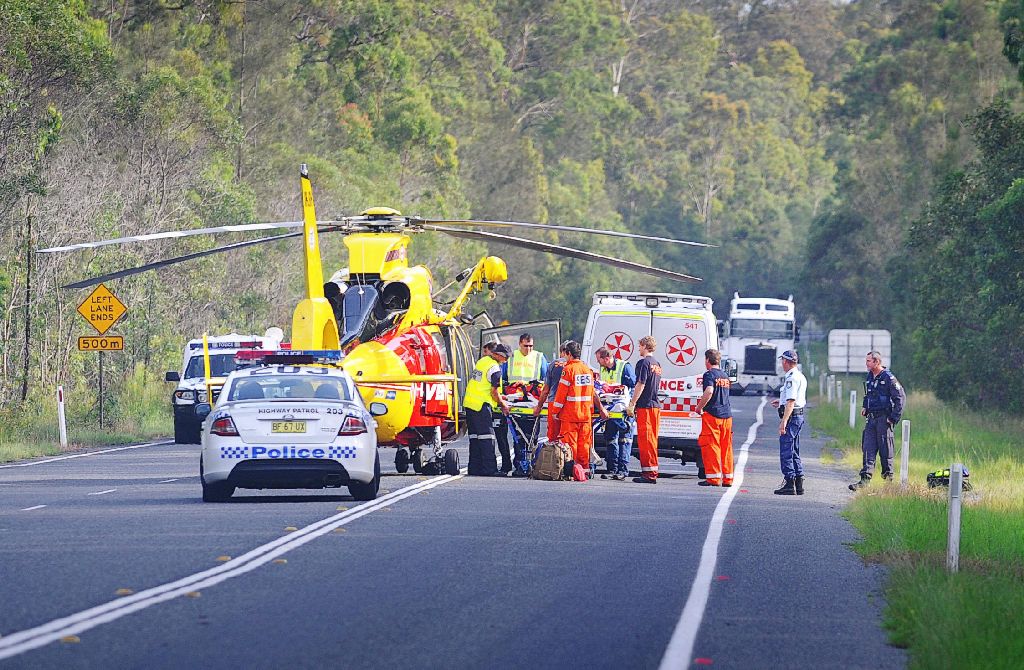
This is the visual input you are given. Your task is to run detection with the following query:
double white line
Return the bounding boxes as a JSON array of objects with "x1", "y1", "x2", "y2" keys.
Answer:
[
  {"x1": 658, "y1": 396, "x2": 768, "y2": 669},
  {"x1": 0, "y1": 471, "x2": 463, "y2": 660}
]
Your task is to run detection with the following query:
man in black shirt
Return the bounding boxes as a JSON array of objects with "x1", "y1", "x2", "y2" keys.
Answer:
[{"x1": 695, "y1": 349, "x2": 734, "y2": 487}]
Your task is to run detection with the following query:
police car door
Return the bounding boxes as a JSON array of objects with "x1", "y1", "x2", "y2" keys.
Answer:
[{"x1": 652, "y1": 312, "x2": 708, "y2": 441}]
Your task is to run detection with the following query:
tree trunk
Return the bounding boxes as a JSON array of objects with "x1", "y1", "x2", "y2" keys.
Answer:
[{"x1": 20, "y1": 203, "x2": 32, "y2": 402}]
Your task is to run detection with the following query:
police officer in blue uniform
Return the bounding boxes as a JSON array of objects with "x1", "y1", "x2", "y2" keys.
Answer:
[{"x1": 850, "y1": 351, "x2": 906, "y2": 490}]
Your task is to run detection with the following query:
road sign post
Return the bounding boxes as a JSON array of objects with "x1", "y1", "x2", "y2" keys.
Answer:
[
  {"x1": 900, "y1": 420, "x2": 911, "y2": 487},
  {"x1": 947, "y1": 463, "x2": 964, "y2": 573},
  {"x1": 57, "y1": 385, "x2": 68, "y2": 451},
  {"x1": 849, "y1": 390, "x2": 857, "y2": 428},
  {"x1": 77, "y1": 284, "x2": 127, "y2": 429}
]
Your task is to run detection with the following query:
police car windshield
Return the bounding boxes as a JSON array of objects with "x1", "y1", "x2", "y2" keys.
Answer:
[
  {"x1": 184, "y1": 354, "x2": 238, "y2": 379},
  {"x1": 226, "y1": 375, "x2": 353, "y2": 402},
  {"x1": 730, "y1": 319, "x2": 794, "y2": 338}
]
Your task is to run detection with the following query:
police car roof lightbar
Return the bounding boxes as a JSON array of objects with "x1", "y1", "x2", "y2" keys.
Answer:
[{"x1": 190, "y1": 340, "x2": 263, "y2": 350}]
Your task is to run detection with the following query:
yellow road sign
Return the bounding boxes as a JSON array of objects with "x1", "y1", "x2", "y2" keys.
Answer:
[
  {"x1": 78, "y1": 335, "x2": 124, "y2": 351},
  {"x1": 77, "y1": 283, "x2": 126, "y2": 335}
]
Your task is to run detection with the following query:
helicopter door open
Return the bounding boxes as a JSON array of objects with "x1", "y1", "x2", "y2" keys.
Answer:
[
  {"x1": 441, "y1": 324, "x2": 475, "y2": 405},
  {"x1": 480, "y1": 319, "x2": 561, "y2": 365}
]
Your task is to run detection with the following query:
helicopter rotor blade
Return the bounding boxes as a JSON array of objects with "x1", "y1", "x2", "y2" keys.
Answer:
[
  {"x1": 60, "y1": 231, "x2": 304, "y2": 289},
  {"x1": 420, "y1": 218, "x2": 715, "y2": 249},
  {"x1": 37, "y1": 220, "x2": 350, "y2": 254},
  {"x1": 425, "y1": 226, "x2": 702, "y2": 284}
]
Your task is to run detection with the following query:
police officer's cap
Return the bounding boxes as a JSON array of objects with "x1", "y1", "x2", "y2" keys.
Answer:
[
  {"x1": 779, "y1": 350, "x2": 799, "y2": 363},
  {"x1": 492, "y1": 343, "x2": 512, "y2": 359}
]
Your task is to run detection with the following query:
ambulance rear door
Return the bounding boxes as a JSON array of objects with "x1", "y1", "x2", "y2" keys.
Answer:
[
  {"x1": 582, "y1": 308, "x2": 649, "y2": 368},
  {"x1": 652, "y1": 311, "x2": 711, "y2": 441}
]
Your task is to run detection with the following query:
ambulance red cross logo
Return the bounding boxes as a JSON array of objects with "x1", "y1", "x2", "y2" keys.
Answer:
[
  {"x1": 666, "y1": 335, "x2": 697, "y2": 366},
  {"x1": 603, "y1": 332, "x2": 633, "y2": 359}
]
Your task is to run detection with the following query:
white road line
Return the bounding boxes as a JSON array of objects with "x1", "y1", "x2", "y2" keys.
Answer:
[
  {"x1": 0, "y1": 440, "x2": 173, "y2": 469},
  {"x1": 87, "y1": 489, "x2": 117, "y2": 496},
  {"x1": 0, "y1": 470, "x2": 465, "y2": 660},
  {"x1": 20, "y1": 505, "x2": 46, "y2": 511},
  {"x1": 658, "y1": 396, "x2": 767, "y2": 670},
  {"x1": 157, "y1": 479, "x2": 179, "y2": 484}
]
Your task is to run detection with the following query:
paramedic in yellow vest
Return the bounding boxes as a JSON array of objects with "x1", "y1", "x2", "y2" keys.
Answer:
[
  {"x1": 501, "y1": 333, "x2": 549, "y2": 476},
  {"x1": 595, "y1": 347, "x2": 636, "y2": 480},
  {"x1": 464, "y1": 343, "x2": 512, "y2": 476}
]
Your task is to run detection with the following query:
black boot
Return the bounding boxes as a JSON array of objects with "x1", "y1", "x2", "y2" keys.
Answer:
[
  {"x1": 795, "y1": 476, "x2": 805, "y2": 495},
  {"x1": 773, "y1": 478, "x2": 796, "y2": 495},
  {"x1": 848, "y1": 475, "x2": 870, "y2": 491}
]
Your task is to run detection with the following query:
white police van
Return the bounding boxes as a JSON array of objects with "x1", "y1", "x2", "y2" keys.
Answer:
[
  {"x1": 165, "y1": 330, "x2": 283, "y2": 444},
  {"x1": 581, "y1": 292, "x2": 718, "y2": 469},
  {"x1": 718, "y1": 293, "x2": 797, "y2": 395}
]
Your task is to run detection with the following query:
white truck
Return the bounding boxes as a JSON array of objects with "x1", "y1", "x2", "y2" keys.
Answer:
[
  {"x1": 718, "y1": 293, "x2": 797, "y2": 396},
  {"x1": 165, "y1": 330, "x2": 283, "y2": 443},
  {"x1": 581, "y1": 292, "x2": 718, "y2": 469}
]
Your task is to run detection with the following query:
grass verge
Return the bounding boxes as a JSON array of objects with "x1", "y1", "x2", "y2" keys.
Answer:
[
  {"x1": 809, "y1": 378, "x2": 1024, "y2": 668},
  {"x1": 0, "y1": 365, "x2": 171, "y2": 463}
]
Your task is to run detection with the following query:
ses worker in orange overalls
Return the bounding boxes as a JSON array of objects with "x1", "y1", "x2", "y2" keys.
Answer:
[
  {"x1": 550, "y1": 340, "x2": 609, "y2": 471},
  {"x1": 695, "y1": 348, "x2": 734, "y2": 487}
]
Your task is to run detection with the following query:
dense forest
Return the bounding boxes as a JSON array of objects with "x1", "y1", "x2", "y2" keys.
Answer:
[{"x1": 2, "y1": 0, "x2": 1023, "y2": 416}]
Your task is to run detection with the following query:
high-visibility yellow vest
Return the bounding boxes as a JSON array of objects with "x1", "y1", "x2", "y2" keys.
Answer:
[
  {"x1": 508, "y1": 349, "x2": 542, "y2": 383},
  {"x1": 464, "y1": 356, "x2": 500, "y2": 411},
  {"x1": 599, "y1": 359, "x2": 626, "y2": 385}
]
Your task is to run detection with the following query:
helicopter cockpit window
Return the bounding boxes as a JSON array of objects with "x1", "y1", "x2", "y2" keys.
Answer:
[{"x1": 340, "y1": 284, "x2": 382, "y2": 347}]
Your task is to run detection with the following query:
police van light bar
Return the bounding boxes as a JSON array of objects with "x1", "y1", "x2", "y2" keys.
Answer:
[
  {"x1": 235, "y1": 349, "x2": 344, "y2": 366},
  {"x1": 189, "y1": 340, "x2": 262, "y2": 350}
]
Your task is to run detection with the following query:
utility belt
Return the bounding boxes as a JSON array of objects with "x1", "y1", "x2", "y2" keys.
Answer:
[
  {"x1": 866, "y1": 411, "x2": 889, "y2": 420},
  {"x1": 777, "y1": 406, "x2": 805, "y2": 419}
]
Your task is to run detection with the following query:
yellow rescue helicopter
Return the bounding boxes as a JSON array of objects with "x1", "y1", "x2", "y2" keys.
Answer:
[{"x1": 40, "y1": 165, "x2": 709, "y2": 474}]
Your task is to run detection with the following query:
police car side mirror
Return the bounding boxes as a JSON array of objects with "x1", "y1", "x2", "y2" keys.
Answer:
[
  {"x1": 369, "y1": 402, "x2": 388, "y2": 416},
  {"x1": 194, "y1": 403, "x2": 212, "y2": 421},
  {"x1": 165, "y1": 371, "x2": 180, "y2": 382}
]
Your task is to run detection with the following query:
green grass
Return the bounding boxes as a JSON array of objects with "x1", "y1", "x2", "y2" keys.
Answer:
[
  {"x1": 0, "y1": 365, "x2": 172, "y2": 463},
  {"x1": 805, "y1": 349, "x2": 1024, "y2": 668}
]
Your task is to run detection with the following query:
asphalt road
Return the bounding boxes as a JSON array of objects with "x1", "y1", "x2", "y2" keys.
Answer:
[{"x1": 0, "y1": 396, "x2": 904, "y2": 669}]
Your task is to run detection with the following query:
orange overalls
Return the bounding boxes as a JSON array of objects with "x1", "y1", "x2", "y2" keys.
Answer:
[
  {"x1": 551, "y1": 359, "x2": 596, "y2": 469},
  {"x1": 698, "y1": 413, "x2": 734, "y2": 486}
]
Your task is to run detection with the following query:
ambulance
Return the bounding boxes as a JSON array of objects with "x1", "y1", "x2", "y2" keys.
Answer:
[{"x1": 581, "y1": 292, "x2": 718, "y2": 467}]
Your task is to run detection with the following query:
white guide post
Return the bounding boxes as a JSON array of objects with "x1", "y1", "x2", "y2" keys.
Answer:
[
  {"x1": 57, "y1": 385, "x2": 69, "y2": 451},
  {"x1": 836, "y1": 380, "x2": 843, "y2": 407},
  {"x1": 900, "y1": 420, "x2": 910, "y2": 487},
  {"x1": 947, "y1": 463, "x2": 963, "y2": 573},
  {"x1": 849, "y1": 390, "x2": 857, "y2": 428},
  {"x1": 827, "y1": 375, "x2": 834, "y2": 403}
]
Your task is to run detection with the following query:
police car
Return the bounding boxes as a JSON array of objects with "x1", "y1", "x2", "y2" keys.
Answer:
[{"x1": 196, "y1": 353, "x2": 383, "y2": 502}]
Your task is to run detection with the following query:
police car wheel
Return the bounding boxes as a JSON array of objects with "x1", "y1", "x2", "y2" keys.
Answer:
[
  {"x1": 394, "y1": 447, "x2": 411, "y2": 474},
  {"x1": 200, "y1": 457, "x2": 234, "y2": 502},
  {"x1": 202, "y1": 480, "x2": 234, "y2": 502},
  {"x1": 443, "y1": 448, "x2": 460, "y2": 476},
  {"x1": 349, "y1": 452, "x2": 381, "y2": 501}
]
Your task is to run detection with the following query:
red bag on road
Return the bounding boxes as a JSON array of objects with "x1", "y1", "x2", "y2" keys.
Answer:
[{"x1": 572, "y1": 463, "x2": 588, "y2": 482}]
